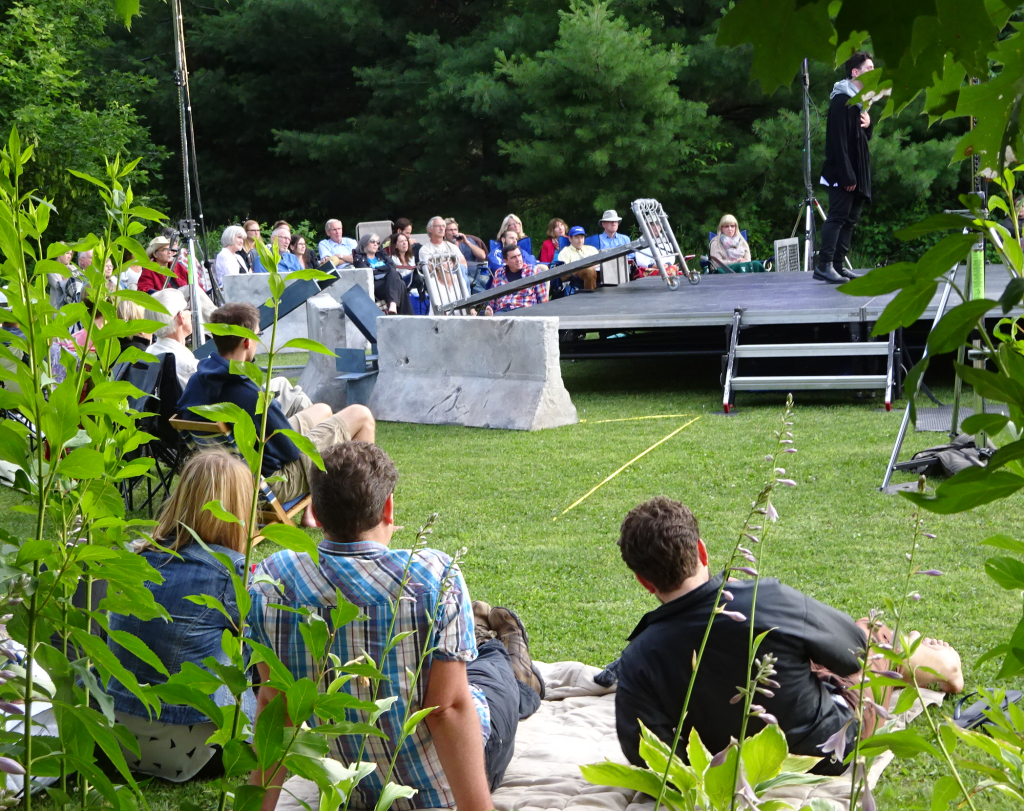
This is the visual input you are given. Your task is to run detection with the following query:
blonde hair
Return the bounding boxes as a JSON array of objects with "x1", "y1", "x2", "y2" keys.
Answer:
[
  {"x1": 116, "y1": 298, "x2": 144, "y2": 323},
  {"x1": 149, "y1": 450, "x2": 253, "y2": 554},
  {"x1": 717, "y1": 214, "x2": 739, "y2": 236},
  {"x1": 243, "y1": 220, "x2": 260, "y2": 251},
  {"x1": 496, "y1": 214, "x2": 525, "y2": 241}
]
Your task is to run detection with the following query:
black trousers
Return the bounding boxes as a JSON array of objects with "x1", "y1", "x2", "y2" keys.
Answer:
[
  {"x1": 374, "y1": 267, "x2": 413, "y2": 314},
  {"x1": 819, "y1": 186, "x2": 868, "y2": 269},
  {"x1": 468, "y1": 640, "x2": 542, "y2": 790}
]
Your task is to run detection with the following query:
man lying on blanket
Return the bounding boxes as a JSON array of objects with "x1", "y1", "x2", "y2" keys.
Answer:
[
  {"x1": 614, "y1": 497, "x2": 964, "y2": 775},
  {"x1": 247, "y1": 442, "x2": 544, "y2": 811}
]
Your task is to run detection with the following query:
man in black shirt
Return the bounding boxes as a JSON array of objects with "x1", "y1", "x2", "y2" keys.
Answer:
[
  {"x1": 614, "y1": 497, "x2": 963, "y2": 775},
  {"x1": 816, "y1": 51, "x2": 875, "y2": 284}
]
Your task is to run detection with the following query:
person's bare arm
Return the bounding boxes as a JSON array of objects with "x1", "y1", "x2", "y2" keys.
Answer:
[
  {"x1": 463, "y1": 237, "x2": 487, "y2": 261},
  {"x1": 251, "y1": 662, "x2": 291, "y2": 811},
  {"x1": 423, "y1": 659, "x2": 492, "y2": 811}
]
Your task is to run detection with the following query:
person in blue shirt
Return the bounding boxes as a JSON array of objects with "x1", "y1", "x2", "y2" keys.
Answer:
[
  {"x1": 597, "y1": 209, "x2": 630, "y2": 251},
  {"x1": 251, "y1": 226, "x2": 302, "y2": 273},
  {"x1": 106, "y1": 449, "x2": 257, "y2": 782},
  {"x1": 488, "y1": 229, "x2": 540, "y2": 272},
  {"x1": 318, "y1": 219, "x2": 358, "y2": 268}
]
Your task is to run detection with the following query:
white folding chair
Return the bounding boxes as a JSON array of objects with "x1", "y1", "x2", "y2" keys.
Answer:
[{"x1": 356, "y1": 220, "x2": 394, "y2": 241}]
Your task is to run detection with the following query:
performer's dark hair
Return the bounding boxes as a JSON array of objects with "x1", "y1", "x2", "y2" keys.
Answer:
[{"x1": 845, "y1": 52, "x2": 872, "y2": 79}]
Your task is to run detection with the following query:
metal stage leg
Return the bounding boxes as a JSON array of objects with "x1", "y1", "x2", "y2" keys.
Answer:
[
  {"x1": 880, "y1": 265, "x2": 959, "y2": 490},
  {"x1": 722, "y1": 309, "x2": 742, "y2": 413}
]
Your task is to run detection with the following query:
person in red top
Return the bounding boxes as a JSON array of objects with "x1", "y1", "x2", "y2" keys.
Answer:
[
  {"x1": 137, "y1": 235, "x2": 215, "y2": 321},
  {"x1": 539, "y1": 218, "x2": 567, "y2": 265}
]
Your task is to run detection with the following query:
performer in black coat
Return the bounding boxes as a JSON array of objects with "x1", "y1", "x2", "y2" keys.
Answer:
[{"x1": 816, "y1": 52, "x2": 875, "y2": 284}]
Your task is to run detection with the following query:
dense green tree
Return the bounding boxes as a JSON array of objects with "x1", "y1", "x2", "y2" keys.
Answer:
[{"x1": 0, "y1": 0, "x2": 163, "y2": 238}]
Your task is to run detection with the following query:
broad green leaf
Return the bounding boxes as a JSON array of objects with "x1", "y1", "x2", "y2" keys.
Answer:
[
  {"x1": 229, "y1": 360, "x2": 266, "y2": 387},
  {"x1": 985, "y1": 556, "x2": 1024, "y2": 590},
  {"x1": 896, "y1": 212, "x2": 979, "y2": 241},
  {"x1": 233, "y1": 785, "x2": 266, "y2": 811},
  {"x1": 756, "y1": 771, "x2": 831, "y2": 792},
  {"x1": 105, "y1": 629, "x2": 169, "y2": 677},
  {"x1": 58, "y1": 446, "x2": 106, "y2": 479},
  {"x1": 742, "y1": 721, "x2": 787, "y2": 785},
  {"x1": 931, "y1": 774, "x2": 961, "y2": 811},
  {"x1": 203, "y1": 499, "x2": 243, "y2": 524},
  {"x1": 316, "y1": 692, "x2": 380, "y2": 717},
  {"x1": 330, "y1": 597, "x2": 361, "y2": 630},
  {"x1": 205, "y1": 322, "x2": 259, "y2": 343},
  {"x1": 953, "y1": 362, "x2": 1024, "y2": 405},
  {"x1": 780, "y1": 753, "x2": 823, "y2": 774},
  {"x1": 927, "y1": 299, "x2": 997, "y2": 354},
  {"x1": 298, "y1": 614, "x2": 331, "y2": 661},
  {"x1": 340, "y1": 661, "x2": 388, "y2": 681},
  {"x1": 704, "y1": 745, "x2": 739, "y2": 810},
  {"x1": 873, "y1": 281, "x2": 939, "y2": 336},
  {"x1": 636, "y1": 724, "x2": 697, "y2": 793},
  {"x1": 841, "y1": 262, "x2": 918, "y2": 296},
  {"x1": 987, "y1": 439, "x2": 1024, "y2": 471},
  {"x1": 275, "y1": 428, "x2": 325, "y2": 472},
  {"x1": 686, "y1": 727, "x2": 711, "y2": 776},
  {"x1": 981, "y1": 534, "x2": 1024, "y2": 555},
  {"x1": 402, "y1": 706, "x2": 435, "y2": 739},
  {"x1": 279, "y1": 338, "x2": 336, "y2": 355},
  {"x1": 903, "y1": 466, "x2": 1024, "y2": 514},
  {"x1": 254, "y1": 693, "x2": 288, "y2": 769},
  {"x1": 858, "y1": 729, "x2": 943, "y2": 759},
  {"x1": 960, "y1": 413, "x2": 1009, "y2": 435},
  {"x1": 999, "y1": 277, "x2": 1024, "y2": 314},
  {"x1": 373, "y1": 782, "x2": 417, "y2": 811},
  {"x1": 716, "y1": 0, "x2": 833, "y2": 95},
  {"x1": 579, "y1": 761, "x2": 686, "y2": 809},
  {"x1": 286, "y1": 679, "x2": 319, "y2": 726},
  {"x1": 183, "y1": 594, "x2": 235, "y2": 625},
  {"x1": 259, "y1": 524, "x2": 320, "y2": 563}
]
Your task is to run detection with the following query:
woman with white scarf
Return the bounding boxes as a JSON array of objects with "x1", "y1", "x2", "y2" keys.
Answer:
[{"x1": 708, "y1": 214, "x2": 766, "y2": 273}]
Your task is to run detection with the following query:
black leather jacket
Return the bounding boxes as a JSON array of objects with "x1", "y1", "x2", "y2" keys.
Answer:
[{"x1": 616, "y1": 573, "x2": 865, "y2": 771}]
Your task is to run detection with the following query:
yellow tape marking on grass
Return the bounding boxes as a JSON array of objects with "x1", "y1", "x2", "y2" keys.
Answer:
[
  {"x1": 579, "y1": 413, "x2": 691, "y2": 425},
  {"x1": 554, "y1": 416, "x2": 701, "y2": 520}
]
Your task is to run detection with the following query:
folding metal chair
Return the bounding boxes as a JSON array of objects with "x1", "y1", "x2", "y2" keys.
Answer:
[
  {"x1": 169, "y1": 415, "x2": 312, "y2": 541},
  {"x1": 422, "y1": 254, "x2": 473, "y2": 315}
]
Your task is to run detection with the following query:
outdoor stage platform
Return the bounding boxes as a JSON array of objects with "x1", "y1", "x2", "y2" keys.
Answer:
[{"x1": 504, "y1": 264, "x2": 1015, "y2": 361}]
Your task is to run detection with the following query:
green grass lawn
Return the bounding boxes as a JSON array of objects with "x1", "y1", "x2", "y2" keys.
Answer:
[{"x1": 8, "y1": 354, "x2": 1022, "y2": 808}]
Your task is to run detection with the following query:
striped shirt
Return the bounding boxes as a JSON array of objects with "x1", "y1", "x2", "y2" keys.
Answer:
[{"x1": 247, "y1": 540, "x2": 489, "y2": 810}]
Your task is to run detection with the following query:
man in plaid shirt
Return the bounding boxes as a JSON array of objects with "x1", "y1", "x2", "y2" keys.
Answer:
[
  {"x1": 248, "y1": 442, "x2": 544, "y2": 811},
  {"x1": 492, "y1": 244, "x2": 549, "y2": 313}
]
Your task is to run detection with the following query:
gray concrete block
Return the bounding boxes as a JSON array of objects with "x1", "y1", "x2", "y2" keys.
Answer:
[
  {"x1": 369, "y1": 316, "x2": 577, "y2": 431},
  {"x1": 296, "y1": 293, "x2": 349, "y2": 411},
  {"x1": 221, "y1": 268, "x2": 373, "y2": 350}
]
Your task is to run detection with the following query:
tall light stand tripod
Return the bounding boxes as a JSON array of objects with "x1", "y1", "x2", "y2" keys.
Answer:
[{"x1": 790, "y1": 58, "x2": 853, "y2": 273}]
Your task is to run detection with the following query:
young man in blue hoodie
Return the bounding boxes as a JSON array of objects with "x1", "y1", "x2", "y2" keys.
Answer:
[{"x1": 177, "y1": 302, "x2": 374, "y2": 526}]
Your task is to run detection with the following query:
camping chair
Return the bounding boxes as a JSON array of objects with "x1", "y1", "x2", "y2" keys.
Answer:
[
  {"x1": 356, "y1": 220, "x2": 394, "y2": 241},
  {"x1": 422, "y1": 254, "x2": 474, "y2": 315},
  {"x1": 116, "y1": 353, "x2": 185, "y2": 517},
  {"x1": 168, "y1": 415, "x2": 312, "y2": 542}
]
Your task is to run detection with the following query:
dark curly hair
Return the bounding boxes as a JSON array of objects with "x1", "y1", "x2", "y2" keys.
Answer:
[{"x1": 618, "y1": 497, "x2": 701, "y2": 592}]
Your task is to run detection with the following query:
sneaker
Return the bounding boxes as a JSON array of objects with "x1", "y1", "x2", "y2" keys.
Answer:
[
  {"x1": 489, "y1": 607, "x2": 544, "y2": 698},
  {"x1": 472, "y1": 600, "x2": 495, "y2": 647}
]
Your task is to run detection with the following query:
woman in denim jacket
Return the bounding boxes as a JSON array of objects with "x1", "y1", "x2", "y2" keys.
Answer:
[{"x1": 107, "y1": 450, "x2": 254, "y2": 782}]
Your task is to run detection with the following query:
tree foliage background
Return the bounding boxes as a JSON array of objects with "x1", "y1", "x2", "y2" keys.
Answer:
[{"x1": 0, "y1": 0, "x2": 980, "y2": 262}]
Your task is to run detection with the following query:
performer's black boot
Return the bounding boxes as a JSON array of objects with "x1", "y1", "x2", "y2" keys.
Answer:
[
  {"x1": 813, "y1": 263, "x2": 847, "y2": 284},
  {"x1": 838, "y1": 267, "x2": 863, "y2": 280}
]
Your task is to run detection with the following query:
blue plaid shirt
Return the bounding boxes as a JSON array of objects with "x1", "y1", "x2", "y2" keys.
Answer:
[{"x1": 248, "y1": 540, "x2": 489, "y2": 810}]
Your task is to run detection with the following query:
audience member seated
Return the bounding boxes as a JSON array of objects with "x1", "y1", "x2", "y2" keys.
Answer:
[
  {"x1": 539, "y1": 218, "x2": 568, "y2": 264},
  {"x1": 290, "y1": 234, "x2": 318, "y2": 269},
  {"x1": 614, "y1": 497, "x2": 964, "y2": 776},
  {"x1": 488, "y1": 229, "x2": 539, "y2": 272},
  {"x1": 388, "y1": 232, "x2": 427, "y2": 314},
  {"x1": 390, "y1": 217, "x2": 420, "y2": 256},
  {"x1": 214, "y1": 225, "x2": 248, "y2": 287},
  {"x1": 248, "y1": 442, "x2": 543, "y2": 811},
  {"x1": 492, "y1": 244, "x2": 549, "y2": 313},
  {"x1": 177, "y1": 303, "x2": 375, "y2": 526},
  {"x1": 106, "y1": 450, "x2": 257, "y2": 782},
  {"x1": 556, "y1": 227, "x2": 599, "y2": 290},
  {"x1": 420, "y1": 216, "x2": 468, "y2": 284},
  {"x1": 118, "y1": 264, "x2": 142, "y2": 291},
  {"x1": 116, "y1": 299, "x2": 151, "y2": 356},
  {"x1": 47, "y1": 248, "x2": 75, "y2": 308},
  {"x1": 242, "y1": 220, "x2": 261, "y2": 271},
  {"x1": 352, "y1": 233, "x2": 412, "y2": 315},
  {"x1": 445, "y1": 218, "x2": 487, "y2": 264},
  {"x1": 597, "y1": 209, "x2": 629, "y2": 250},
  {"x1": 709, "y1": 214, "x2": 766, "y2": 273},
  {"x1": 145, "y1": 289, "x2": 197, "y2": 390},
  {"x1": 253, "y1": 227, "x2": 301, "y2": 273},
  {"x1": 138, "y1": 236, "x2": 216, "y2": 321},
  {"x1": 75, "y1": 249, "x2": 93, "y2": 274},
  {"x1": 496, "y1": 213, "x2": 526, "y2": 244},
  {"x1": 317, "y1": 219, "x2": 358, "y2": 269}
]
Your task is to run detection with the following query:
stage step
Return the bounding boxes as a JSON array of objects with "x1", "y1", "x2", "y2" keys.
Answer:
[
  {"x1": 722, "y1": 308, "x2": 901, "y2": 413},
  {"x1": 734, "y1": 342, "x2": 889, "y2": 359},
  {"x1": 731, "y1": 374, "x2": 887, "y2": 391}
]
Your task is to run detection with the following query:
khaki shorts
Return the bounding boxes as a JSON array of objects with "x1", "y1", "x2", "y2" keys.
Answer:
[{"x1": 270, "y1": 411, "x2": 351, "y2": 504}]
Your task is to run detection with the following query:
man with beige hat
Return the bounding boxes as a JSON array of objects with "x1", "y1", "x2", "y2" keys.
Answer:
[
  {"x1": 137, "y1": 235, "x2": 216, "y2": 322},
  {"x1": 597, "y1": 209, "x2": 630, "y2": 251}
]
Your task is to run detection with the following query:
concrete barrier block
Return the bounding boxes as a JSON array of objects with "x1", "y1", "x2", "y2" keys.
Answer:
[
  {"x1": 369, "y1": 316, "x2": 577, "y2": 431},
  {"x1": 296, "y1": 293, "x2": 350, "y2": 411},
  {"x1": 221, "y1": 268, "x2": 373, "y2": 350}
]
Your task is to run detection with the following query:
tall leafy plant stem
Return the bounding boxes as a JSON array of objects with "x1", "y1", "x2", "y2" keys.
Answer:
[
  {"x1": 847, "y1": 612, "x2": 878, "y2": 811},
  {"x1": 341, "y1": 516, "x2": 437, "y2": 811},
  {"x1": 216, "y1": 272, "x2": 282, "y2": 811},
  {"x1": 728, "y1": 399, "x2": 794, "y2": 811},
  {"x1": 653, "y1": 396, "x2": 796, "y2": 811}
]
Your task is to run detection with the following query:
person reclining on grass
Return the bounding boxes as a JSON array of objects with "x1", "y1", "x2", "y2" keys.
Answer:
[
  {"x1": 176, "y1": 302, "x2": 374, "y2": 526},
  {"x1": 614, "y1": 497, "x2": 964, "y2": 776},
  {"x1": 247, "y1": 442, "x2": 544, "y2": 811}
]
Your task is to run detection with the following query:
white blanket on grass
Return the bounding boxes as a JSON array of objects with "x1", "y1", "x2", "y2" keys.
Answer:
[{"x1": 277, "y1": 661, "x2": 942, "y2": 811}]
